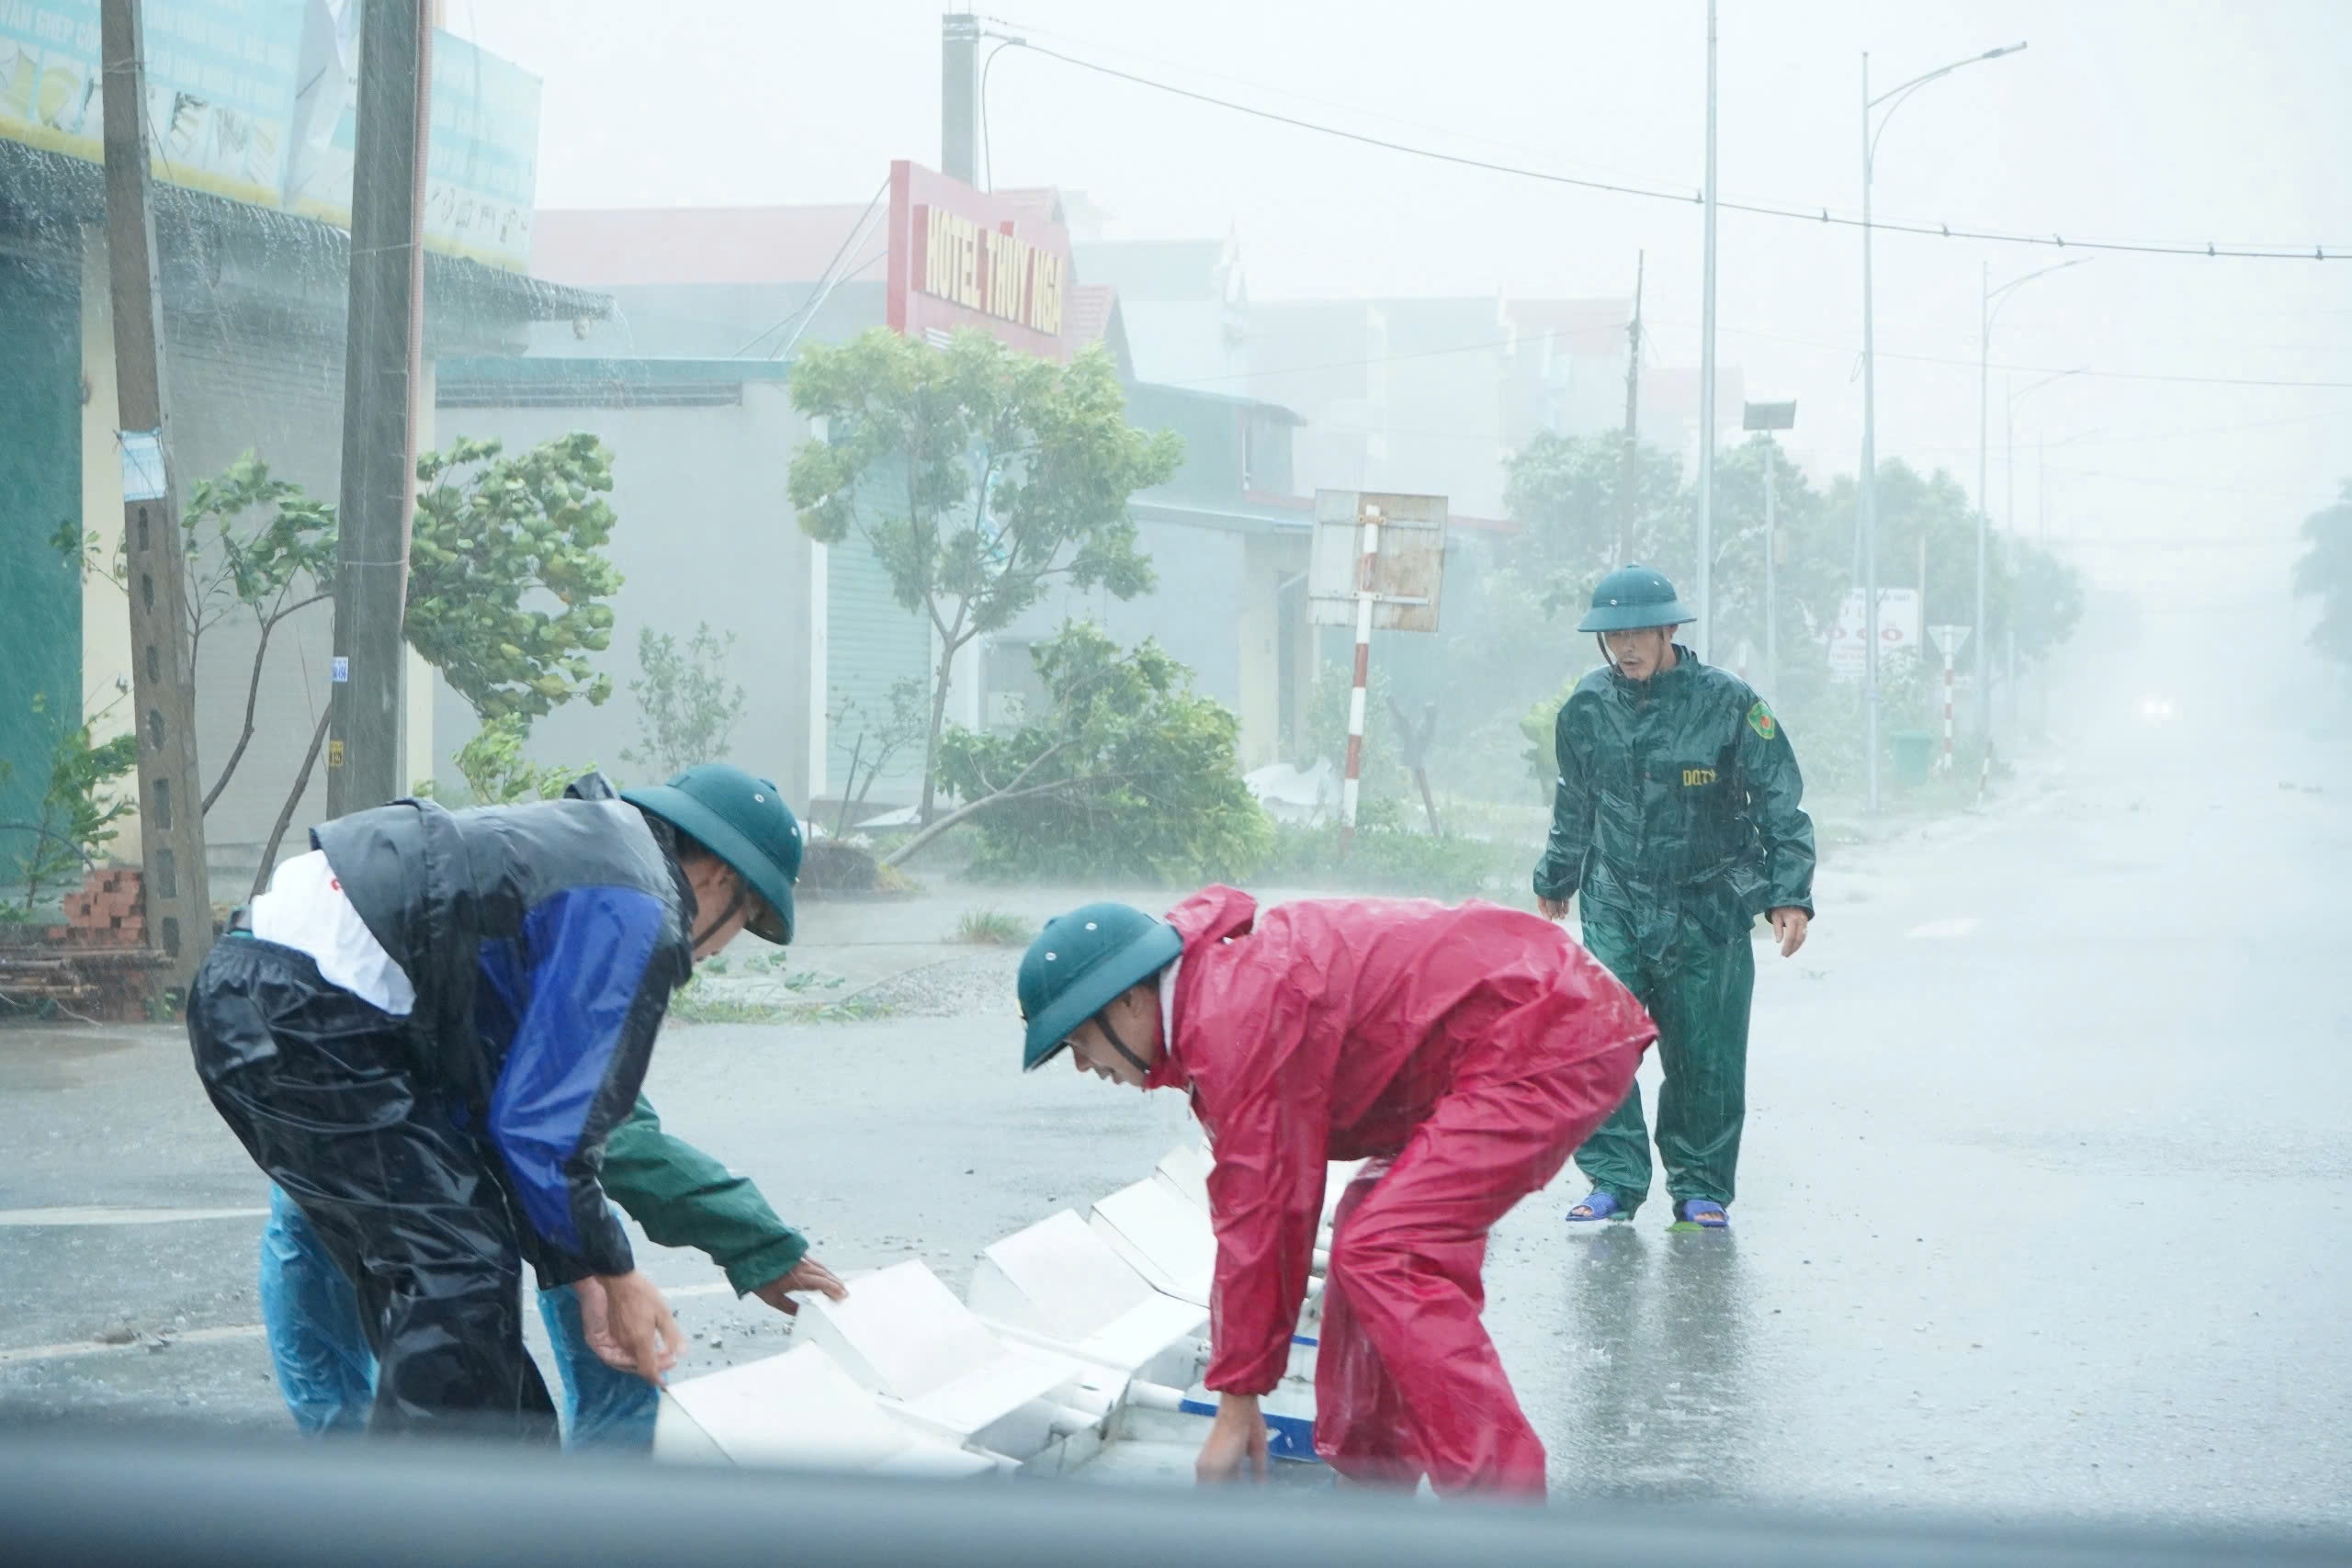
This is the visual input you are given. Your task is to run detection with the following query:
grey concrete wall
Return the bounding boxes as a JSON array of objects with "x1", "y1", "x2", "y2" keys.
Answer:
[{"x1": 427, "y1": 383, "x2": 819, "y2": 813}]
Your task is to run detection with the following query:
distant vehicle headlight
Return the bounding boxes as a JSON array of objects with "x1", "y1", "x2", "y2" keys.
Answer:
[{"x1": 2140, "y1": 696, "x2": 2176, "y2": 722}]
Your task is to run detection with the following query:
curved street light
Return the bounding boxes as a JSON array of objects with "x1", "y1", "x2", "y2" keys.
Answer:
[
  {"x1": 1975, "y1": 257, "x2": 2089, "y2": 747},
  {"x1": 1859, "y1": 40, "x2": 2027, "y2": 812}
]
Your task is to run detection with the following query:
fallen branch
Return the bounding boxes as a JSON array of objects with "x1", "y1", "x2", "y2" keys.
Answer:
[{"x1": 884, "y1": 744, "x2": 1124, "y2": 868}]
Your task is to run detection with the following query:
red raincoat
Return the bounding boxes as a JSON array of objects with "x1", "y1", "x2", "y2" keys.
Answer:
[{"x1": 1153, "y1": 886, "x2": 1654, "y2": 1495}]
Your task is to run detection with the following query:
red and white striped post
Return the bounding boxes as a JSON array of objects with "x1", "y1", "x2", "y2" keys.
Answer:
[
  {"x1": 1941, "y1": 651, "x2": 1956, "y2": 770},
  {"x1": 1340, "y1": 502, "x2": 1383, "y2": 855},
  {"x1": 1928, "y1": 624, "x2": 1971, "y2": 774}
]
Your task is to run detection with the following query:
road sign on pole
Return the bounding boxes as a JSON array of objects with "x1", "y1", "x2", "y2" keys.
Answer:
[{"x1": 1308, "y1": 491, "x2": 1448, "y2": 854}]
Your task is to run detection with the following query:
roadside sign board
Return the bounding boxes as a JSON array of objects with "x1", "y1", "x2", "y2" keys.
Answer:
[
  {"x1": 1307, "y1": 491, "x2": 1448, "y2": 633},
  {"x1": 1826, "y1": 588, "x2": 1921, "y2": 680}
]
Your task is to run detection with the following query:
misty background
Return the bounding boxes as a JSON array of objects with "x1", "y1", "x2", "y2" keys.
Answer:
[{"x1": 461, "y1": 0, "x2": 2350, "y2": 657}]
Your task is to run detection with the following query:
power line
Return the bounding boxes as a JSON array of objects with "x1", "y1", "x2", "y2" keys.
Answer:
[
  {"x1": 998, "y1": 38, "x2": 2343, "y2": 264},
  {"x1": 729, "y1": 175, "x2": 889, "y2": 358},
  {"x1": 1164, "y1": 318, "x2": 2352, "y2": 394}
]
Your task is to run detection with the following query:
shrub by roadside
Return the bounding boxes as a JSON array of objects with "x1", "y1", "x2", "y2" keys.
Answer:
[{"x1": 1262, "y1": 823, "x2": 1529, "y2": 903}]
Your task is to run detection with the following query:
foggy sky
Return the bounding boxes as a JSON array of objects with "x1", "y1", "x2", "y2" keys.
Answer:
[{"x1": 457, "y1": 1, "x2": 2351, "y2": 617}]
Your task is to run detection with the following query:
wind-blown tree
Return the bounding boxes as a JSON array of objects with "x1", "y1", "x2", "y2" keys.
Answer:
[
  {"x1": 55, "y1": 452, "x2": 336, "y2": 818},
  {"x1": 59, "y1": 437, "x2": 624, "y2": 894},
  {"x1": 788, "y1": 328, "x2": 1182, "y2": 819},
  {"x1": 922, "y1": 620, "x2": 1270, "y2": 881},
  {"x1": 1500, "y1": 429, "x2": 1695, "y2": 611},
  {"x1": 2293, "y1": 479, "x2": 2352, "y2": 670},
  {"x1": 406, "y1": 433, "x2": 622, "y2": 723}
]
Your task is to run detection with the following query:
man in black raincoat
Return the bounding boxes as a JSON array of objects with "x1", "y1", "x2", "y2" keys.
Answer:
[
  {"x1": 1533, "y1": 566, "x2": 1815, "y2": 1229},
  {"x1": 188, "y1": 762, "x2": 804, "y2": 1438}
]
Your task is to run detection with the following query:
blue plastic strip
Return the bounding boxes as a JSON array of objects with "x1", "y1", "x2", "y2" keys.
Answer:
[{"x1": 1175, "y1": 1399, "x2": 1323, "y2": 1464}]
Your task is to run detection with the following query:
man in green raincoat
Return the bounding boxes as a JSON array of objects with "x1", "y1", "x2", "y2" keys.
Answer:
[{"x1": 1532, "y1": 566, "x2": 1815, "y2": 1229}]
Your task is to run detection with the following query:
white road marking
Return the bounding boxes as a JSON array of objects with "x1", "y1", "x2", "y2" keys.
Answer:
[
  {"x1": 1905, "y1": 918, "x2": 1982, "y2": 940},
  {"x1": 0, "y1": 1205, "x2": 269, "y2": 1227},
  {"x1": 0, "y1": 1281, "x2": 739, "y2": 1367}
]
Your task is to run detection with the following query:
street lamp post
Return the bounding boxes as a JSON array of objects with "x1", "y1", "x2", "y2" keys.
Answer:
[
  {"x1": 2002, "y1": 367, "x2": 2082, "y2": 737},
  {"x1": 1977, "y1": 257, "x2": 2087, "y2": 750},
  {"x1": 1860, "y1": 39, "x2": 2025, "y2": 812},
  {"x1": 1696, "y1": 0, "x2": 1721, "y2": 664}
]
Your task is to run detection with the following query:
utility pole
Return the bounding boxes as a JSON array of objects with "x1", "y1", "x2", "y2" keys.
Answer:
[
  {"x1": 943, "y1": 14, "x2": 980, "y2": 184},
  {"x1": 1694, "y1": 0, "x2": 1719, "y2": 662},
  {"x1": 1615, "y1": 252, "x2": 1645, "y2": 565},
  {"x1": 1859, "y1": 51, "x2": 1881, "y2": 814},
  {"x1": 1977, "y1": 260, "x2": 1991, "y2": 750},
  {"x1": 99, "y1": 0, "x2": 212, "y2": 984},
  {"x1": 1742, "y1": 399, "x2": 1796, "y2": 696},
  {"x1": 328, "y1": 0, "x2": 430, "y2": 820}
]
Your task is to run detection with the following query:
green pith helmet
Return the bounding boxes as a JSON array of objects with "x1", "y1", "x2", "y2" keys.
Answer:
[
  {"x1": 1577, "y1": 565, "x2": 1696, "y2": 633},
  {"x1": 623, "y1": 763, "x2": 802, "y2": 944},
  {"x1": 1018, "y1": 902, "x2": 1182, "y2": 1071}
]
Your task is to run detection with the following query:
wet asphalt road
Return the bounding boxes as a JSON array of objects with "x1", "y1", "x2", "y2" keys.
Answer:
[{"x1": 1, "y1": 711, "x2": 2346, "y2": 1536}]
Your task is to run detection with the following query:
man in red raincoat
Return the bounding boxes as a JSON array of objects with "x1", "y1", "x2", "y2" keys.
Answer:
[{"x1": 1017, "y1": 887, "x2": 1654, "y2": 1496}]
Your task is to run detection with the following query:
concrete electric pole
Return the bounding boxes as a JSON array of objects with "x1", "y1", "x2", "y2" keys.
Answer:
[
  {"x1": 98, "y1": 0, "x2": 213, "y2": 982},
  {"x1": 98, "y1": 0, "x2": 214, "y2": 984},
  {"x1": 943, "y1": 14, "x2": 980, "y2": 184},
  {"x1": 327, "y1": 0, "x2": 431, "y2": 820}
]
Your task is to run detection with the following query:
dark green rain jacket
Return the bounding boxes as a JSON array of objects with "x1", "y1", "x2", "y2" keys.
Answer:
[
  {"x1": 1533, "y1": 648, "x2": 1816, "y2": 954},
  {"x1": 602, "y1": 1097, "x2": 808, "y2": 1295}
]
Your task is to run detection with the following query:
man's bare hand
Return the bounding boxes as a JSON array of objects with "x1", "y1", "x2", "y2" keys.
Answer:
[
  {"x1": 1537, "y1": 896, "x2": 1571, "y2": 922},
  {"x1": 577, "y1": 1269, "x2": 682, "y2": 1386},
  {"x1": 1770, "y1": 907, "x2": 1810, "y2": 958},
  {"x1": 1195, "y1": 1393, "x2": 1270, "y2": 1484},
  {"x1": 751, "y1": 1256, "x2": 849, "y2": 1317}
]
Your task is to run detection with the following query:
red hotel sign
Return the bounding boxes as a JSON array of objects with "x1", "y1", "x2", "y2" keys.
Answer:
[{"x1": 883, "y1": 159, "x2": 1072, "y2": 361}]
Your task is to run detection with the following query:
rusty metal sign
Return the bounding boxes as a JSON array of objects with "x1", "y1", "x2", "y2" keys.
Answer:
[{"x1": 1307, "y1": 490, "x2": 1449, "y2": 633}]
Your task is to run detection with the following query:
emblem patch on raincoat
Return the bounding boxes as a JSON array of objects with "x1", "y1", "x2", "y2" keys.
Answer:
[{"x1": 1747, "y1": 700, "x2": 1778, "y2": 741}]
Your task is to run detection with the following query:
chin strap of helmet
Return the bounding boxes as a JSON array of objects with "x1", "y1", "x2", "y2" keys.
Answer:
[
  {"x1": 1092, "y1": 1011, "x2": 1153, "y2": 1078},
  {"x1": 691, "y1": 874, "x2": 748, "y2": 953}
]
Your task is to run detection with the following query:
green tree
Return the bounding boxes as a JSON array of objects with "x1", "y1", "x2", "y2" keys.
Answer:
[
  {"x1": 407, "y1": 434, "x2": 622, "y2": 722},
  {"x1": 920, "y1": 620, "x2": 1271, "y2": 881},
  {"x1": 2291, "y1": 479, "x2": 2352, "y2": 669},
  {"x1": 248, "y1": 435, "x2": 628, "y2": 892},
  {"x1": 55, "y1": 451, "x2": 337, "y2": 818},
  {"x1": 446, "y1": 714, "x2": 593, "y2": 806},
  {"x1": 1501, "y1": 430, "x2": 1694, "y2": 613},
  {"x1": 1, "y1": 692, "x2": 139, "y2": 915},
  {"x1": 788, "y1": 328, "x2": 1183, "y2": 820},
  {"x1": 621, "y1": 622, "x2": 746, "y2": 779}
]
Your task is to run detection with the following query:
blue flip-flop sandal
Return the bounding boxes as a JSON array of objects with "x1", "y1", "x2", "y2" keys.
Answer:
[
  {"x1": 1673, "y1": 1199, "x2": 1729, "y2": 1229},
  {"x1": 1567, "y1": 1191, "x2": 1626, "y2": 1224}
]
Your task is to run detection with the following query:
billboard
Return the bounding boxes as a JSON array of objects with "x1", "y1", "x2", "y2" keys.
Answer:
[
  {"x1": 284, "y1": 10, "x2": 541, "y2": 270},
  {"x1": 0, "y1": 0, "x2": 301, "y2": 206},
  {"x1": 883, "y1": 159, "x2": 1073, "y2": 361},
  {"x1": 0, "y1": 0, "x2": 540, "y2": 270},
  {"x1": 1826, "y1": 587, "x2": 1922, "y2": 681}
]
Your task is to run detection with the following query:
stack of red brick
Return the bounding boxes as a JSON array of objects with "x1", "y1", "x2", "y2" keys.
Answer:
[
  {"x1": 50, "y1": 865, "x2": 149, "y2": 950},
  {"x1": 13, "y1": 865, "x2": 171, "y2": 1019}
]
